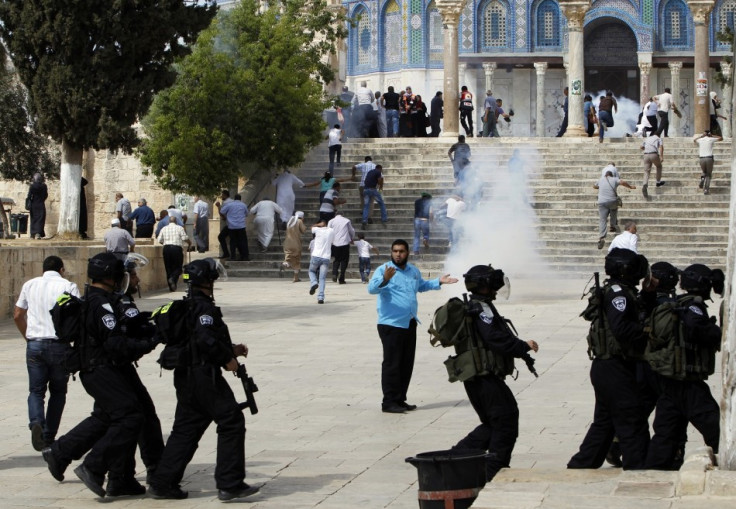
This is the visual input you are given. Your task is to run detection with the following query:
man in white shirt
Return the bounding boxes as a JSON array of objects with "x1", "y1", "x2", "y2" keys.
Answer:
[
  {"x1": 640, "y1": 133, "x2": 665, "y2": 199},
  {"x1": 654, "y1": 88, "x2": 676, "y2": 137},
  {"x1": 328, "y1": 214, "x2": 355, "y2": 284},
  {"x1": 308, "y1": 221, "x2": 336, "y2": 304},
  {"x1": 443, "y1": 195, "x2": 467, "y2": 247},
  {"x1": 192, "y1": 196, "x2": 209, "y2": 253},
  {"x1": 694, "y1": 130, "x2": 723, "y2": 195},
  {"x1": 327, "y1": 124, "x2": 344, "y2": 172},
  {"x1": 608, "y1": 221, "x2": 639, "y2": 254},
  {"x1": 157, "y1": 220, "x2": 191, "y2": 292},
  {"x1": 352, "y1": 80, "x2": 375, "y2": 137},
  {"x1": 14, "y1": 256, "x2": 80, "y2": 450}
]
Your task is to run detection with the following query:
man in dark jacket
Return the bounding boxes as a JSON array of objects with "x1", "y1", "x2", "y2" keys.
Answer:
[{"x1": 430, "y1": 91, "x2": 443, "y2": 137}]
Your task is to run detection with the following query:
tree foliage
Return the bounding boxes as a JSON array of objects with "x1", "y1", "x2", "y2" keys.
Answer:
[
  {"x1": 139, "y1": 0, "x2": 347, "y2": 197},
  {"x1": 0, "y1": 0, "x2": 218, "y2": 153},
  {"x1": 0, "y1": 45, "x2": 59, "y2": 182}
]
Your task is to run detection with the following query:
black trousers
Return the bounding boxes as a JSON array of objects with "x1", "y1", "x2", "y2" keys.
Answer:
[
  {"x1": 331, "y1": 244, "x2": 350, "y2": 282},
  {"x1": 54, "y1": 365, "x2": 145, "y2": 480},
  {"x1": 377, "y1": 321, "x2": 416, "y2": 407},
  {"x1": 163, "y1": 245, "x2": 184, "y2": 282},
  {"x1": 645, "y1": 114, "x2": 658, "y2": 136},
  {"x1": 135, "y1": 224, "x2": 153, "y2": 238},
  {"x1": 645, "y1": 377, "x2": 720, "y2": 469},
  {"x1": 218, "y1": 227, "x2": 230, "y2": 257},
  {"x1": 460, "y1": 109, "x2": 474, "y2": 135},
  {"x1": 656, "y1": 111, "x2": 669, "y2": 137},
  {"x1": 151, "y1": 365, "x2": 246, "y2": 491},
  {"x1": 453, "y1": 375, "x2": 519, "y2": 481},
  {"x1": 52, "y1": 365, "x2": 163, "y2": 477},
  {"x1": 30, "y1": 203, "x2": 46, "y2": 237},
  {"x1": 567, "y1": 358, "x2": 649, "y2": 470},
  {"x1": 229, "y1": 228, "x2": 249, "y2": 260}
]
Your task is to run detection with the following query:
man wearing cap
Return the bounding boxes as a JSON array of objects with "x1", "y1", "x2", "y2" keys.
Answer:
[
  {"x1": 128, "y1": 198, "x2": 156, "y2": 238},
  {"x1": 104, "y1": 219, "x2": 135, "y2": 261},
  {"x1": 413, "y1": 192, "x2": 433, "y2": 255}
]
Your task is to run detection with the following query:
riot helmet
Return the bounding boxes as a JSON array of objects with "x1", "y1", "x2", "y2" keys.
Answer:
[
  {"x1": 88, "y1": 253, "x2": 128, "y2": 293},
  {"x1": 604, "y1": 248, "x2": 649, "y2": 286},
  {"x1": 123, "y1": 253, "x2": 149, "y2": 273},
  {"x1": 183, "y1": 258, "x2": 227, "y2": 288},
  {"x1": 680, "y1": 264, "x2": 725, "y2": 298},
  {"x1": 463, "y1": 264, "x2": 509, "y2": 299},
  {"x1": 650, "y1": 261, "x2": 680, "y2": 294}
]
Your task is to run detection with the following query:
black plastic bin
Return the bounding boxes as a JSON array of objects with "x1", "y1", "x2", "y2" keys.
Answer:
[
  {"x1": 11, "y1": 213, "x2": 28, "y2": 234},
  {"x1": 405, "y1": 449, "x2": 487, "y2": 509}
]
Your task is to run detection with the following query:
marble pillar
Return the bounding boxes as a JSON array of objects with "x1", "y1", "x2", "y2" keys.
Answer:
[
  {"x1": 669, "y1": 61, "x2": 683, "y2": 136},
  {"x1": 560, "y1": 1, "x2": 591, "y2": 137},
  {"x1": 483, "y1": 62, "x2": 497, "y2": 94},
  {"x1": 534, "y1": 62, "x2": 548, "y2": 137},
  {"x1": 437, "y1": 0, "x2": 465, "y2": 137},
  {"x1": 459, "y1": 62, "x2": 467, "y2": 90},
  {"x1": 721, "y1": 61, "x2": 732, "y2": 138},
  {"x1": 639, "y1": 62, "x2": 652, "y2": 107},
  {"x1": 689, "y1": 1, "x2": 715, "y2": 134},
  {"x1": 724, "y1": 55, "x2": 736, "y2": 470}
]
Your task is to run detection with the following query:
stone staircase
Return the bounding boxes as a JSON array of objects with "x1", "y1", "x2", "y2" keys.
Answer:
[{"x1": 225, "y1": 136, "x2": 731, "y2": 279}]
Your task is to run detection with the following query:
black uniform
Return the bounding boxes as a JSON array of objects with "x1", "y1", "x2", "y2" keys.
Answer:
[
  {"x1": 645, "y1": 296, "x2": 721, "y2": 469},
  {"x1": 150, "y1": 291, "x2": 246, "y2": 492},
  {"x1": 568, "y1": 280, "x2": 651, "y2": 470},
  {"x1": 50, "y1": 287, "x2": 155, "y2": 487},
  {"x1": 451, "y1": 294, "x2": 532, "y2": 481}
]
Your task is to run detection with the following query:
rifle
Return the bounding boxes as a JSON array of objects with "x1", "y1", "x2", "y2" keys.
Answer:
[
  {"x1": 488, "y1": 301, "x2": 539, "y2": 378},
  {"x1": 236, "y1": 363, "x2": 259, "y2": 415}
]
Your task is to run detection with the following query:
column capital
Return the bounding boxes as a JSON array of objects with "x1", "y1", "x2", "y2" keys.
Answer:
[
  {"x1": 534, "y1": 62, "x2": 548, "y2": 74},
  {"x1": 639, "y1": 62, "x2": 652, "y2": 75},
  {"x1": 482, "y1": 62, "x2": 497, "y2": 74},
  {"x1": 721, "y1": 60, "x2": 732, "y2": 75},
  {"x1": 687, "y1": 0, "x2": 715, "y2": 24},
  {"x1": 436, "y1": 0, "x2": 465, "y2": 23},
  {"x1": 668, "y1": 61, "x2": 683, "y2": 73},
  {"x1": 559, "y1": 0, "x2": 591, "y2": 31},
  {"x1": 458, "y1": 62, "x2": 467, "y2": 73}
]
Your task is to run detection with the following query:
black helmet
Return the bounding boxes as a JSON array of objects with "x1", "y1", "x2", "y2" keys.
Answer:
[
  {"x1": 123, "y1": 253, "x2": 149, "y2": 273},
  {"x1": 650, "y1": 261, "x2": 680, "y2": 293},
  {"x1": 88, "y1": 253, "x2": 125, "y2": 282},
  {"x1": 680, "y1": 264, "x2": 725, "y2": 297},
  {"x1": 183, "y1": 258, "x2": 227, "y2": 287},
  {"x1": 463, "y1": 264, "x2": 506, "y2": 293},
  {"x1": 605, "y1": 248, "x2": 649, "y2": 285}
]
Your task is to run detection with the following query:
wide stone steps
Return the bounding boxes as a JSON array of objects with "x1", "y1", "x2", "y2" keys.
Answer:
[{"x1": 228, "y1": 137, "x2": 732, "y2": 278}]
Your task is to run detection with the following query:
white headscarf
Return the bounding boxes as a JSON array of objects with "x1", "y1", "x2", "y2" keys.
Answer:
[{"x1": 287, "y1": 211, "x2": 304, "y2": 229}]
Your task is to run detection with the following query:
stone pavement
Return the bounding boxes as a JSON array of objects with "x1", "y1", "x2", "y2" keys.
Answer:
[{"x1": 0, "y1": 272, "x2": 734, "y2": 508}]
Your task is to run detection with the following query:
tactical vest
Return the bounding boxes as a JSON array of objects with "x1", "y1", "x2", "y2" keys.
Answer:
[
  {"x1": 429, "y1": 297, "x2": 514, "y2": 382},
  {"x1": 152, "y1": 299, "x2": 196, "y2": 370},
  {"x1": 581, "y1": 282, "x2": 639, "y2": 360},
  {"x1": 645, "y1": 295, "x2": 717, "y2": 381}
]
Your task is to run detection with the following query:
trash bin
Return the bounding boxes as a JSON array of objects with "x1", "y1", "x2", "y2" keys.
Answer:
[
  {"x1": 405, "y1": 450, "x2": 487, "y2": 509},
  {"x1": 11, "y1": 213, "x2": 28, "y2": 234}
]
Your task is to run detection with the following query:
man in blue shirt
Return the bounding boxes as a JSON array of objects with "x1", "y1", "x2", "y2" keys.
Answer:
[
  {"x1": 219, "y1": 194, "x2": 249, "y2": 261},
  {"x1": 368, "y1": 240, "x2": 457, "y2": 413},
  {"x1": 128, "y1": 198, "x2": 156, "y2": 238}
]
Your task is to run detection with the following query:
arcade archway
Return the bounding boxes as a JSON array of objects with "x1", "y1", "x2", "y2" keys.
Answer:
[{"x1": 584, "y1": 19, "x2": 639, "y2": 99}]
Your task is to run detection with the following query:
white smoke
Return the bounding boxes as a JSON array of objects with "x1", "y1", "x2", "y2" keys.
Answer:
[
  {"x1": 442, "y1": 146, "x2": 551, "y2": 282},
  {"x1": 591, "y1": 90, "x2": 641, "y2": 138}
]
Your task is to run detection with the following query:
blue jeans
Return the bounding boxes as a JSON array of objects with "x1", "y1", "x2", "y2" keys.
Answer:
[
  {"x1": 598, "y1": 110, "x2": 614, "y2": 141},
  {"x1": 26, "y1": 339, "x2": 71, "y2": 444},
  {"x1": 309, "y1": 256, "x2": 330, "y2": 300},
  {"x1": 386, "y1": 109, "x2": 399, "y2": 137},
  {"x1": 413, "y1": 218, "x2": 430, "y2": 253},
  {"x1": 359, "y1": 257, "x2": 372, "y2": 282},
  {"x1": 363, "y1": 188, "x2": 388, "y2": 223}
]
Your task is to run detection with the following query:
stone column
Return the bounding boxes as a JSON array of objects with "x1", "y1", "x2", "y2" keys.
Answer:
[
  {"x1": 534, "y1": 62, "x2": 548, "y2": 137},
  {"x1": 725, "y1": 52, "x2": 736, "y2": 469},
  {"x1": 669, "y1": 61, "x2": 683, "y2": 136},
  {"x1": 689, "y1": 1, "x2": 715, "y2": 134},
  {"x1": 560, "y1": 0, "x2": 591, "y2": 137},
  {"x1": 639, "y1": 61, "x2": 652, "y2": 107},
  {"x1": 721, "y1": 61, "x2": 733, "y2": 138},
  {"x1": 459, "y1": 62, "x2": 467, "y2": 90},
  {"x1": 483, "y1": 62, "x2": 497, "y2": 93},
  {"x1": 437, "y1": 0, "x2": 465, "y2": 137}
]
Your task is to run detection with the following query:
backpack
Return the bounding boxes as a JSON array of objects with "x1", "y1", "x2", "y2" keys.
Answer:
[
  {"x1": 151, "y1": 299, "x2": 194, "y2": 369},
  {"x1": 49, "y1": 291, "x2": 95, "y2": 374},
  {"x1": 580, "y1": 283, "x2": 626, "y2": 360},
  {"x1": 429, "y1": 296, "x2": 513, "y2": 382}
]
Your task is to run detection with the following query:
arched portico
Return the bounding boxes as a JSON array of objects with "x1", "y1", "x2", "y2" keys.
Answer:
[{"x1": 583, "y1": 17, "x2": 640, "y2": 99}]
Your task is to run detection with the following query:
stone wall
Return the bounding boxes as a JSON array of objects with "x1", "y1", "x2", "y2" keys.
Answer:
[{"x1": 0, "y1": 243, "x2": 166, "y2": 321}]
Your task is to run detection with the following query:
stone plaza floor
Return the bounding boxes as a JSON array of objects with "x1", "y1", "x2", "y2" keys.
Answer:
[{"x1": 0, "y1": 273, "x2": 734, "y2": 508}]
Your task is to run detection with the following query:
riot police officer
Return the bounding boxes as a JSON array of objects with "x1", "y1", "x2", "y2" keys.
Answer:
[
  {"x1": 645, "y1": 263, "x2": 724, "y2": 469},
  {"x1": 148, "y1": 258, "x2": 259, "y2": 501},
  {"x1": 42, "y1": 253, "x2": 157, "y2": 497},
  {"x1": 450, "y1": 265, "x2": 539, "y2": 481},
  {"x1": 568, "y1": 248, "x2": 652, "y2": 470}
]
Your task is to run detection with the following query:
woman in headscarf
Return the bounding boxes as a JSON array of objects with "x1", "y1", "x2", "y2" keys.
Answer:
[
  {"x1": 28, "y1": 173, "x2": 48, "y2": 239},
  {"x1": 281, "y1": 211, "x2": 306, "y2": 282},
  {"x1": 250, "y1": 198, "x2": 284, "y2": 252},
  {"x1": 709, "y1": 91, "x2": 726, "y2": 136}
]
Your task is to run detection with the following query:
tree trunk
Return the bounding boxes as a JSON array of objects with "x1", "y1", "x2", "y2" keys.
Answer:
[
  {"x1": 0, "y1": 203, "x2": 10, "y2": 239},
  {"x1": 57, "y1": 140, "x2": 83, "y2": 237}
]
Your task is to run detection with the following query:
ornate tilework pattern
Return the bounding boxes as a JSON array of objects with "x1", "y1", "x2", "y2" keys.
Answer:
[
  {"x1": 370, "y1": 1, "x2": 378, "y2": 68},
  {"x1": 536, "y1": 0, "x2": 560, "y2": 48},
  {"x1": 717, "y1": 0, "x2": 736, "y2": 47},
  {"x1": 355, "y1": 5, "x2": 371, "y2": 68},
  {"x1": 663, "y1": 0, "x2": 690, "y2": 48},
  {"x1": 384, "y1": 1, "x2": 402, "y2": 67},
  {"x1": 461, "y1": 2, "x2": 473, "y2": 51},
  {"x1": 595, "y1": 0, "x2": 637, "y2": 19},
  {"x1": 516, "y1": 0, "x2": 527, "y2": 48},
  {"x1": 410, "y1": 0, "x2": 423, "y2": 64},
  {"x1": 482, "y1": 0, "x2": 509, "y2": 49},
  {"x1": 643, "y1": 0, "x2": 653, "y2": 25},
  {"x1": 428, "y1": 2, "x2": 443, "y2": 62}
]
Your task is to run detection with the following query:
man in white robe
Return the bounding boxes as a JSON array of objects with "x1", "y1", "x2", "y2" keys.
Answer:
[
  {"x1": 250, "y1": 199, "x2": 284, "y2": 252},
  {"x1": 272, "y1": 171, "x2": 305, "y2": 224}
]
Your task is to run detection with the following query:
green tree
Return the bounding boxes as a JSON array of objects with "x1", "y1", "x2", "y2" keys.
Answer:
[
  {"x1": 0, "y1": 45, "x2": 58, "y2": 237},
  {"x1": 139, "y1": 0, "x2": 347, "y2": 197},
  {"x1": 0, "y1": 1, "x2": 217, "y2": 235}
]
